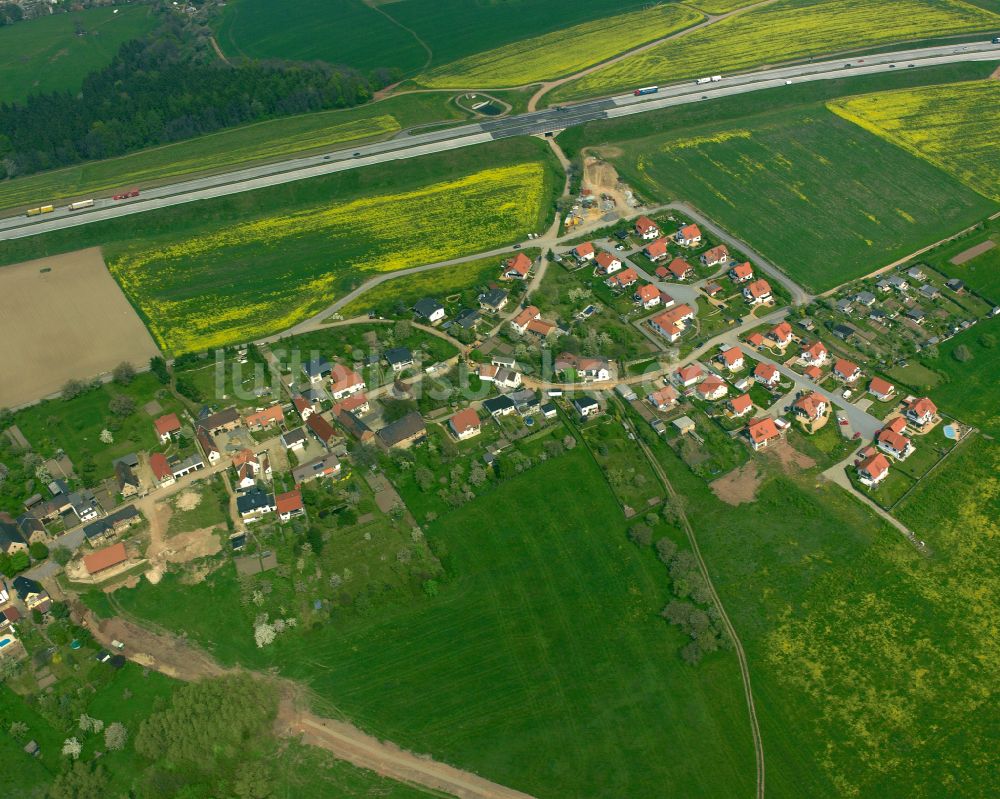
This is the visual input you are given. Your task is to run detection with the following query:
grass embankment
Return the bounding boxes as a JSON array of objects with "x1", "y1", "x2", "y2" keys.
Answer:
[
  {"x1": 0, "y1": 93, "x2": 470, "y2": 213},
  {"x1": 114, "y1": 449, "x2": 756, "y2": 798},
  {"x1": 0, "y1": 6, "x2": 156, "y2": 104},
  {"x1": 0, "y1": 139, "x2": 562, "y2": 356},
  {"x1": 551, "y1": 0, "x2": 1000, "y2": 100}
]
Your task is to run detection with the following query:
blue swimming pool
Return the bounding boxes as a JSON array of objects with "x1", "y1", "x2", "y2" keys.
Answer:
[
  {"x1": 943, "y1": 424, "x2": 958, "y2": 440},
  {"x1": 0, "y1": 637, "x2": 12, "y2": 649}
]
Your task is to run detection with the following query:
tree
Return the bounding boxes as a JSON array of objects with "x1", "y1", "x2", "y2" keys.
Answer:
[
  {"x1": 680, "y1": 640, "x2": 703, "y2": 665},
  {"x1": 149, "y1": 356, "x2": 170, "y2": 384},
  {"x1": 394, "y1": 319, "x2": 412, "y2": 340},
  {"x1": 655, "y1": 536, "x2": 678, "y2": 564},
  {"x1": 79, "y1": 714, "x2": 103, "y2": 734},
  {"x1": 112, "y1": 362, "x2": 136, "y2": 385},
  {"x1": 52, "y1": 546, "x2": 73, "y2": 566},
  {"x1": 109, "y1": 394, "x2": 136, "y2": 417},
  {"x1": 414, "y1": 467, "x2": 434, "y2": 492},
  {"x1": 29, "y1": 541, "x2": 49, "y2": 560},
  {"x1": 104, "y1": 722, "x2": 128, "y2": 751},
  {"x1": 61, "y1": 737, "x2": 83, "y2": 759},
  {"x1": 254, "y1": 622, "x2": 276, "y2": 648},
  {"x1": 8, "y1": 720, "x2": 28, "y2": 740},
  {"x1": 627, "y1": 523, "x2": 653, "y2": 547},
  {"x1": 61, "y1": 379, "x2": 88, "y2": 400},
  {"x1": 0, "y1": 462, "x2": 8, "y2": 485},
  {"x1": 48, "y1": 761, "x2": 108, "y2": 799},
  {"x1": 952, "y1": 344, "x2": 972, "y2": 363},
  {"x1": 35, "y1": 464, "x2": 51, "y2": 483},
  {"x1": 99, "y1": 429, "x2": 114, "y2": 445},
  {"x1": 979, "y1": 333, "x2": 996, "y2": 349}
]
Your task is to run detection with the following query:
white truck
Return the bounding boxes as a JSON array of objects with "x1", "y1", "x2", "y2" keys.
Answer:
[
  {"x1": 710, "y1": 75, "x2": 722, "y2": 82},
  {"x1": 68, "y1": 199, "x2": 95, "y2": 211},
  {"x1": 695, "y1": 77, "x2": 711, "y2": 85}
]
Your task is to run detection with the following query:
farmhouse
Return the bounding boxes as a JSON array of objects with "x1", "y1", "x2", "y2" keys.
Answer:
[
  {"x1": 719, "y1": 346, "x2": 745, "y2": 371},
  {"x1": 502, "y1": 253, "x2": 532, "y2": 280},
  {"x1": 276, "y1": 490, "x2": 305, "y2": 522},
  {"x1": 480, "y1": 288, "x2": 508, "y2": 313},
  {"x1": 666, "y1": 257, "x2": 694, "y2": 281},
  {"x1": 833, "y1": 358, "x2": 861, "y2": 383},
  {"x1": 856, "y1": 451, "x2": 890, "y2": 487},
  {"x1": 644, "y1": 238, "x2": 669, "y2": 262},
  {"x1": 697, "y1": 376, "x2": 728, "y2": 401},
  {"x1": 743, "y1": 279, "x2": 772, "y2": 305},
  {"x1": 303, "y1": 358, "x2": 332, "y2": 384},
  {"x1": 385, "y1": 347, "x2": 414, "y2": 372},
  {"x1": 245, "y1": 405, "x2": 284, "y2": 430},
  {"x1": 149, "y1": 453, "x2": 174, "y2": 487},
  {"x1": 701, "y1": 244, "x2": 728, "y2": 267},
  {"x1": 728, "y1": 393, "x2": 754, "y2": 418},
  {"x1": 767, "y1": 322, "x2": 793, "y2": 347},
  {"x1": 904, "y1": 397, "x2": 937, "y2": 427},
  {"x1": 413, "y1": 297, "x2": 446, "y2": 323},
  {"x1": 675, "y1": 224, "x2": 702, "y2": 247},
  {"x1": 607, "y1": 267, "x2": 638, "y2": 289},
  {"x1": 636, "y1": 284, "x2": 661, "y2": 309},
  {"x1": 198, "y1": 407, "x2": 241, "y2": 435},
  {"x1": 329, "y1": 365, "x2": 365, "y2": 400},
  {"x1": 745, "y1": 417, "x2": 781, "y2": 451},
  {"x1": 595, "y1": 252, "x2": 623, "y2": 275},
  {"x1": 292, "y1": 453, "x2": 341, "y2": 484},
  {"x1": 877, "y1": 428, "x2": 914, "y2": 460},
  {"x1": 153, "y1": 413, "x2": 182, "y2": 444},
  {"x1": 377, "y1": 412, "x2": 427, "y2": 450},
  {"x1": 754, "y1": 362, "x2": 780, "y2": 387},
  {"x1": 573, "y1": 242, "x2": 595, "y2": 262},
  {"x1": 634, "y1": 216, "x2": 659, "y2": 240},
  {"x1": 800, "y1": 341, "x2": 828, "y2": 365},
  {"x1": 449, "y1": 408, "x2": 482, "y2": 440},
  {"x1": 730, "y1": 261, "x2": 754, "y2": 282},
  {"x1": 869, "y1": 377, "x2": 895, "y2": 401},
  {"x1": 647, "y1": 386, "x2": 679, "y2": 410},
  {"x1": 83, "y1": 542, "x2": 127, "y2": 576}
]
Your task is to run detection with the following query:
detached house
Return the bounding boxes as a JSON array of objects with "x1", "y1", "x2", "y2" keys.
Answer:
[
  {"x1": 607, "y1": 267, "x2": 638, "y2": 289},
  {"x1": 449, "y1": 408, "x2": 482, "y2": 441},
  {"x1": 729, "y1": 261, "x2": 754, "y2": 282},
  {"x1": 675, "y1": 223, "x2": 702, "y2": 247},
  {"x1": 595, "y1": 252, "x2": 623, "y2": 275},
  {"x1": 573, "y1": 242, "x2": 595, "y2": 263},
  {"x1": 281, "y1": 428, "x2": 308, "y2": 452},
  {"x1": 767, "y1": 322, "x2": 793, "y2": 348},
  {"x1": 196, "y1": 428, "x2": 221, "y2": 465},
  {"x1": 856, "y1": 451, "x2": 890, "y2": 487},
  {"x1": 743, "y1": 279, "x2": 772, "y2": 305},
  {"x1": 13, "y1": 576, "x2": 50, "y2": 613},
  {"x1": 650, "y1": 304, "x2": 695, "y2": 342},
  {"x1": 385, "y1": 347, "x2": 414, "y2": 373},
  {"x1": 154, "y1": 413, "x2": 182, "y2": 444},
  {"x1": 877, "y1": 428, "x2": 914, "y2": 460},
  {"x1": 728, "y1": 393, "x2": 754, "y2": 418},
  {"x1": 303, "y1": 358, "x2": 332, "y2": 384},
  {"x1": 745, "y1": 417, "x2": 781, "y2": 451},
  {"x1": 292, "y1": 453, "x2": 342, "y2": 484},
  {"x1": 800, "y1": 341, "x2": 828, "y2": 365},
  {"x1": 329, "y1": 365, "x2": 365, "y2": 400},
  {"x1": 503, "y1": 253, "x2": 532, "y2": 280},
  {"x1": 636, "y1": 284, "x2": 661, "y2": 309},
  {"x1": 237, "y1": 488, "x2": 276, "y2": 523},
  {"x1": 480, "y1": 288, "x2": 508, "y2": 314},
  {"x1": 647, "y1": 386, "x2": 679, "y2": 411},
  {"x1": 306, "y1": 413, "x2": 338, "y2": 448},
  {"x1": 833, "y1": 358, "x2": 861, "y2": 383},
  {"x1": 869, "y1": 377, "x2": 895, "y2": 401},
  {"x1": 572, "y1": 396, "x2": 601, "y2": 419},
  {"x1": 634, "y1": 216, "x2": 660, "y2": 240},
  {"x1": 413, "y1": 297, "x2": 446, "y2": 323},
  {"x1": 793, "y1": 392, "x2": 828, "y2": 424},
  {"x1": 666, "y1": 257, "x2": 694, "y2": 281},
  {"x1": 150, "y1": 453, "x2": 174, "y2": 487},
  {"x1": 754, "y1": 362, "x2": 780, "y2": 388},
  {"x1": 674, "y1": 364, "x2": 704, "y2": 388},
  {"x1": 293, "y1": 395, "x2": 316, "y2": 421},
  {"x1": 331, "y1": 392, "x2": 370, "y2": 417},
  {"x1": 701, "y1": 244, "x2": 729, "y2": 267},
  {"x1": 644, "y1": 238, "x2": 669, "y2": 262},
  {"x1": 276, "y1": 490, "x2": 305, "y2": 522},
  {"x1": 198, "y1": 407, "x2": 241, "y2": 436},
  {"x1": 697, "y1": 376, "x2": 728, "y2": 401},
  {"x1": 719, "y1": 346, "x2": 745, "y2": 371},
  {"x1": 904, "y1": 397, "x2": 937, "y2": 427},
  {"x1": 245, "y1": 405, "x2": 284, "y2": 431},
  {"x1": 511, "y1": 306, "x2": 541, "y2": 335}
]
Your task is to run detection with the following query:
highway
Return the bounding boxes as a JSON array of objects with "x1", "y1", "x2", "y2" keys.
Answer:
[{"x1": 1, "y1": 38, "x2": 997, "y2": 242}]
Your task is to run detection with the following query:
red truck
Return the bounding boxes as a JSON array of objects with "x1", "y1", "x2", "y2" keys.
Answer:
[{"x1": 112, "y1": 188, "x2": 140, "y2": 200}]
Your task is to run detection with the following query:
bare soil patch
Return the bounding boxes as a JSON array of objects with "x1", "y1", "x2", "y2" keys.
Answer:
[
  {"x1": 949, "y1": 239, "x2": 995, "y2": 265},
  {"x1": 0, "y1": 248, "x2": 160, "y2": 407},
  {"x1": 711, "y1": 462, "x2": 763, "y2": 505},
  {"x1": 175, "y1": 489, "x2": 202, "y2": 512},
  {"x1": 768, "y1": 440, "x2": 816, "y2": 473}
]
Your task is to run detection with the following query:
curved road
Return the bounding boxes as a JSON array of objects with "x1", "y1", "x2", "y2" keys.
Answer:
[{"x1": 2, "y1": 40, "x2": 998, "y2": 240}]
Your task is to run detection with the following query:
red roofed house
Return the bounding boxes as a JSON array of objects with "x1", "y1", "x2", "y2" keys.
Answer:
[
  {"x1": 804, "y1": 364, "x2": 823, "y2": 382},
  {"x1": 729, "y1": 261, "x2": 754, "y2": 282},
  {"x1": 647, "y1": 386, "x2": 679, "y2": 410},
  {"x1": 526, "y1": 318, "x2": 557, "y2": 339},
  {"x1": 154, "y1": 413, "x2": 182, "y2": 444},
  {"x1": 149, "y1": 453, "x2": 174, "y2": 487},
  {"x1": 857, "y1": 451, "x2": 891, "y2": 487},
  {"x1": 746, "y1": 331, "x2": 765, "y2": 349},
  {"x1": 800, "y1": 341, "x2": 828, "y2": 366},
  {"x1": 904, "y1": 397, "x2": 937, "y2": 427},
  {"x1": 449, "y1": 407, "x2": 482, "y2": 441},
  {"x1": 833, "y1": 358, "x2": 861, "y2": 383},
  {"x1": 607, "y1": 267, "x2": 638, "y2": 289},
  {"x1": 635, "y1": 216, "x2": 660, "y2": 240},
  {"x1": 701, "y1": 244, "x2": 729, "y2": 267},
  {"x1": 196, "y1": 427, "x2": 221, "y2": 465},
  {"x1": 675, "y1": 223, "x2": 702, "y2": 247},
  {"x1": 697, "y1": 376, "x2": 728, "y2": 401},
  {"x1": 884, "y1": 415, "x2": 907, "y2": 434},
  {"x1": 245, "y1": 405, "x2": 284, "y2": 431},
  {"x1": 793, "y1": 392, "x2": 828, "y2": 424},
  {"x1": 650, "y1": 303, "x2": 695, "y2": 342},
  {"x1": 719, "y1": 346, "x2": 745, "y2": 371},
  {"x1": 667, "y1": 257, "x2": 694, "y2": 280},
  {"x1": 595, "y1": 251, "x2": 623, "y2": 275},
  {"x1": 674, "y1": 364, "x2": 704, "y2": 388},
  {"x1": 754, "y1": 362, "x2": 780, "y2": 387},
  {"x1": 307, "y1": 413, "x2": 338, "y2": 448},
  {"x1": 329, "y1": 364, "x2": 365, "y2": 400},
  {"x1": 573, "y1": 242, "x2": 595, "y2": 262},
  {"x1": 877, "y1": 428, "x2": 914, "y2": 460},
  {"x1": 729, "y1": 393, "x2": 754, "y2": 418},
  {"x1": 636, "y1": 284, "x2": 661, "y2": 309},
  {"x1": 511, "y1": 305, "x2": 541, "y2": 335},
  {"x1": 745, "y1": 417, "x2": 781, "y2": 451},
  {"x1": 655, "y1": 265, "x2": 669, "y2": 279},
  {"x1": 767, "y1": 322, "x2": 793, "y2": 347},
  {"x1": 84, "y1": 542, "x2": 127, "y2": 576},
  {"x1": 293, "y1": 395, "x2": 315, "y2": 421},
  {"x1": 276, "y1": 489, "x2": 305, "y2": 522},
  {"x1": 503, "y1": 253, "x2": 533, "y2": 280},
  {"x1": 644, "y1": 238, "x2": 669, "y2": 262},
  {"x1": 743, "y1": 279, "x2": 773, "y2": 305},
  {"x1": 331, "y1": 393, "x2": 370, "y2": 417},
  {"x1": 869, "y1": 377, "x2": 896, "y2": 402}
]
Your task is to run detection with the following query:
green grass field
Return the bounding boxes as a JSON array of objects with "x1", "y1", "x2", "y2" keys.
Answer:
[
  {"x1": 0, "y1": 139, "x2": 561, "y2": 355},
  {"x1": 941, "y1": 240, "x2": 1000, "y2": 300},
  {"x1": 0, "y1": 92, "x2": 469, "y2": 213},
  {"x1": 114, "y1": 448, "x2": 756, "y2": 798},
  {"x1": 552, "y1": 0, "x2": 1000, "y2": 101},
  {"x1": 611, "y1": 106, "x2": 993, "y2": 292},
  {"x1": 0, "y1": 6, "x2": 156, "y2": 104}
]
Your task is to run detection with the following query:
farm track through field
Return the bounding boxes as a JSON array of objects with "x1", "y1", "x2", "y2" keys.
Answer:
[{"x1": 364, "y1": 0, "x2": 434, "y2": 74}]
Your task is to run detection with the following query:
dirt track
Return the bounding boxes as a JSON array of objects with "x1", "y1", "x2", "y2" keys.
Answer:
[{"x1": 0, "y1": 248, "x2": 160, "y2": 407}]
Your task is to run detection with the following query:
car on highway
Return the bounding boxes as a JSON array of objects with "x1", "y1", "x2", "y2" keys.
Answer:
[
  {"x1": 908, "y1": 63, "x2": 916, "y2": 67},
  {"x1": 889, "y1": 64, "x2": 896, "y2": 68},
  {"x1": 353, "y1": 152, "x2": 361, "y2": 158},
  {"x1": 784, "y1": 79, "x2": 792, "y2": 85}
]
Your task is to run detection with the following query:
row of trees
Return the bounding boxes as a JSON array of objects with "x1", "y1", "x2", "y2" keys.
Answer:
[{"x1": 0, "y1": 14, "x2": 395, "y2": 179}]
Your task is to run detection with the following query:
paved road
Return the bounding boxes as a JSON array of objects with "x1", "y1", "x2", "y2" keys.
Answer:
[{"x1": 3, "y1": 40, "x2": 997, "y2": 240}]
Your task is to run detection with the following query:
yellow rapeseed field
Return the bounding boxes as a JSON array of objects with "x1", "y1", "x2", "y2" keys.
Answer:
[
  {"x1": 110, "y1": 162, "x2": 548, "y2": 354},
  {"x1": 417, "y1": 4, "x2": 703, "y2": 89},
  {"x1": 556, "y1": 0, "x2": 1000, "y2": 99},
  {"x1": 828, "y1": 80, "x2": 1000, "y2": 202}
]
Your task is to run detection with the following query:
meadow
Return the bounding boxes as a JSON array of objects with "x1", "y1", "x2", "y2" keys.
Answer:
[
  {"x1": 941, "y1": 239, "x2": 1000, "y2": 299},
  {"x1": 552, "y1": 0, "x2": 1000, "y2": 100},
  {"x1": 115, "y1": 449, "x2": 757, "y2": 798},
  {"x1": 829, "y1": 80, "x2": 1000, "y2": 202},
  {"x1": 0, "y1": 140, "x2": 560, "y2": 355},
  {"x1": 689, "y1": 0, "x2": 761, "y2": 11},
  {"x1": 0, "y1": 6, "x2": 155, "y2": 104},
  {"x1": 415, "y1": 4, "x2": 702, "y2": 89},
  {"x1": 611, "y1": 106, "x2": 993, "y2": 292},
  {"x1": 635, "y1": 419, "x2": 1000, "y2": 798}
]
